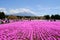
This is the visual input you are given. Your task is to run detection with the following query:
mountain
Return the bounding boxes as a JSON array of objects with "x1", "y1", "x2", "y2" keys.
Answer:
[
  {"x1": 10, "y1": 12, "x2": 36, "y2": 16},
  {"x1": 5, "y1": 8, "x2": 37, "y2": 16}
]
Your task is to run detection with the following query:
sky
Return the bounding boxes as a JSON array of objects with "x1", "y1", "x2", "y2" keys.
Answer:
[{"x1": 0, "y1": 0, "x2": 60, "y2": 16}]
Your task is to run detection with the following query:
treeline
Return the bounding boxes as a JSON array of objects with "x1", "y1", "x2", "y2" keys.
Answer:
[
  {"x1": 44, "y1": 14, "x2": 60, "y2": 21},
  {"x1": 0, "y1": 12, "x2": 60, "y2": 21}
]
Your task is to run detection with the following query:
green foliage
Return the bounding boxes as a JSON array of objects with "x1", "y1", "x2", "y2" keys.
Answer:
[
  {"x1": 51, "y1": 14, "x2": 60, "y2": 20},
  {"x1": 54, "y1": 14, "x2": 60, "y2": 20},
  {"x1": 51, "y1": 15, "x2": 55, "y2": 19},
  {"x1": 44, "y1": 15, "x2": 50, "y2": 20},
  {"x1": 0, "y1": 12, "x2": 5, "y2": 19}
]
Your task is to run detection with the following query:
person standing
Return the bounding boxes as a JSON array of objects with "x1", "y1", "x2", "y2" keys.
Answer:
[{"x1": 5, "y1": 18, "x2": 10, "y2": 23}]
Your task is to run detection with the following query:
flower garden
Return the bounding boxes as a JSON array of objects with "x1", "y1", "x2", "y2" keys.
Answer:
[{"x1": 0, "y1": 20, "x2": 60, "y2": 40}]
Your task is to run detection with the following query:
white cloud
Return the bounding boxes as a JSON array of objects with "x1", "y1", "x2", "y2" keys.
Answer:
[
  {"x1": 36, "y1": 5, "x2": 60, "y2": 15},
  {"x1": 0, "y1": 8, "x2": 7, "y2": 14},
  {"x1": 37, "y1": 5, "x2": 60, "y2": 10}
]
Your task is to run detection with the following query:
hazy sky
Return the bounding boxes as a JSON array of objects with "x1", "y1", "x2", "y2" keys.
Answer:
[{"x1": 0, "y1": 0, "x2": 60, "y2": 16}]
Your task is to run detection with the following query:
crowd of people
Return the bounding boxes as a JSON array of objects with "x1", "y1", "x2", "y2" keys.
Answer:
[{"x1": 0, "y1": 18, "x2": 10, "y2": 24}]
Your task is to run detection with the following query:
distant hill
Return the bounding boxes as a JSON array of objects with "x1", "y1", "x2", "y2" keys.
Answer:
[
  {"x1": 6, "y1": 12, "x2": 36, "y2": 16},
  {"x1": 13, "y1": 13, "x2": 35, "y2": 16}
]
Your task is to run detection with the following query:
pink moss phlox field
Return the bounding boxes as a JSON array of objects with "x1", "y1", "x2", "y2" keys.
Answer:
[{"x1": 0, "y1": 20, "x2": 60, "y2": 40}]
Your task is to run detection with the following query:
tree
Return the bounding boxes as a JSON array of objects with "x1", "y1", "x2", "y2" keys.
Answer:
[
  {"x1": 54, "y1": 14, "x2": 60, "y2": 20},
  {"x1": 8, "y1": 15, "x2": 18, "y2": 20},
  {"x1": 51, "y1": 15, "x2": 56, "y2": 21},
  {"x1": 0, "y1": 12, "x2": 5, "y2": 19},
  {"x1": 44, "y1": 15, "x2": 50, "y2": 20},
  {"x1": 51, "y1": 15, "x2": 55, "y2": 19}
]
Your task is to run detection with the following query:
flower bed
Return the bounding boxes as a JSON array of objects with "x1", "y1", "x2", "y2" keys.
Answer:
[{"x1": 0, "y1": 20, "x2": 60, "y2": 40}]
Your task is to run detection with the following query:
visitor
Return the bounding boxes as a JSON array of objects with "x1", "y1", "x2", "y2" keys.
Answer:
[
  {"x1": 5, "y1": 18, "x2": 10, "y2": 23},
  {"x1": 1, "y1": 20, "x2": 4, "y2": 24},
  {"x1": 54, "y1": 19, "x2": 56, "y2": 21},
  {"x1": 29, "y1": 18, "x2": 31, "y2": 21},
  {"x1": 7, "y1": 19, "x2": 10, "y2": 23},
  {"x1": 0, "y1": 19, "x2": 1, "y2": 24}
]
